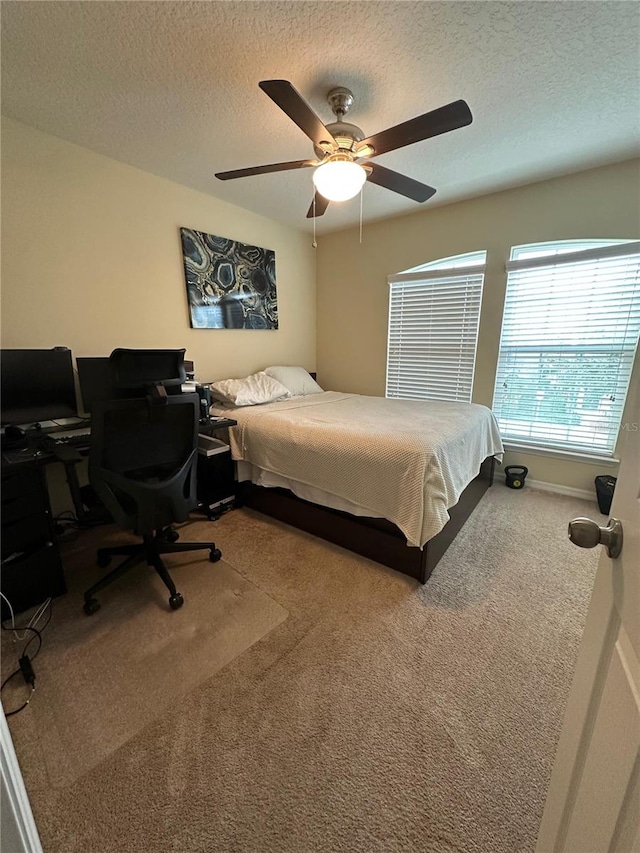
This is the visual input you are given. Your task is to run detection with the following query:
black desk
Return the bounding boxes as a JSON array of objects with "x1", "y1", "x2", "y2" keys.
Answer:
[
  {"x1": 1, "y1": 440, "x2": 89, "y2": 467},
  {"x1": 1, "y1": 417, "x2": 237, "y2": 616}
]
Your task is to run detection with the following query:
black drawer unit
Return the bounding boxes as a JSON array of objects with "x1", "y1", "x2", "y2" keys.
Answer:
[{"x1": 1, "y1": 464, "x2": 66, "y2": 619}]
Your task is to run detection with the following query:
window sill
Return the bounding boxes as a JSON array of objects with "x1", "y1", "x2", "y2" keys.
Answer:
[{"x1": 503, "y1": 441, "x2": 619, "y2": 466}]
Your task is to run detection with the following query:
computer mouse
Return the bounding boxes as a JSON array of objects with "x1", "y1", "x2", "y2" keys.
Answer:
[{"x1": 4, "y1": 424, "x2": 26, "y2": 441}]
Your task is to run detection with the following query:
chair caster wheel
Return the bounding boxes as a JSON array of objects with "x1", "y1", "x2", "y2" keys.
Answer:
[
  {"x1": 209, "y1": 548, "x2": 222, "y2": 563},
  {"x1": 83, "y1": 598, "x2": 100, "y2": 615},
  {"x1": 97, "y1": 553, "x2": 111, "y2": 568},
  {"x1": 169, "y1": 593, "x2": 184, "y2": 610},
  {"x1": 166, "y1": 530, "x2": 180, "y2": 543}
]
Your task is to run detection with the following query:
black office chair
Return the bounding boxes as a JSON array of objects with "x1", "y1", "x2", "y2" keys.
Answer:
[{"x1": 82, "y1": 350, "x2": 221, "y2": 615}]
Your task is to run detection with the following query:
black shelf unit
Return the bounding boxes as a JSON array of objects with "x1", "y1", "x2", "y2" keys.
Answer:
[
  {"x1": 1, "y1": 463, "x2": 66, "y2": 619},
  {"x1": 196, "y1": 418, "x2": 237, "y2": 519}
]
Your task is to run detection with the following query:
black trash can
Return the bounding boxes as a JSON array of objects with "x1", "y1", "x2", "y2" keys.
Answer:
[{"x1": 594, "y1": 475, "x2": 617, "y2": 515}]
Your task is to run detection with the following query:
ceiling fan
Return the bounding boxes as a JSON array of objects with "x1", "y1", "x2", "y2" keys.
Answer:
[{"x1": 215, "y1": 80, "x2": 473, "y2": 219}]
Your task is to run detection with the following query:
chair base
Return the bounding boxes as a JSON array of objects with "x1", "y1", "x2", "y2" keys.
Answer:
[{"x1": 83, "y1": 527, "x2": 221, "y2": 614}]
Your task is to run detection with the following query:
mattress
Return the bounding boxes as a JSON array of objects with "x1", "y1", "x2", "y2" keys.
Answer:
[{"x1": 211, "y1": 392, "x2": 504, "y2": 547}]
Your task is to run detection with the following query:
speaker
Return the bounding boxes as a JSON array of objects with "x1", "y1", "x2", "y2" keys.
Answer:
[
  {"x1": 196, "y1": 384, "x2": 212, "y2": 421},
  {"x1": 505, "y1": 465, "x2": 528, "y2": 489}
]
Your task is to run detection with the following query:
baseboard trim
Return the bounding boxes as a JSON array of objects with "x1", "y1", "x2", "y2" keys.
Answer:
[{"x1": 526, "y1": 479, "x2": 596, "y2": 502}]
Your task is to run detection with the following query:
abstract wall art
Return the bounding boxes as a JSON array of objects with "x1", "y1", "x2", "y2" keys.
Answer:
[{"x1": 180, "y1": 228, "x2": 278, "y2": 329}]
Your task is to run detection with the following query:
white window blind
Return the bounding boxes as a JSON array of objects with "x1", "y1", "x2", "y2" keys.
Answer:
[
  {"x1": 386, "y1": 252, "x2": 485, "y2": 403},
  {"x1": 493, "y1": 240, "x2": 640, "y2": 456}
]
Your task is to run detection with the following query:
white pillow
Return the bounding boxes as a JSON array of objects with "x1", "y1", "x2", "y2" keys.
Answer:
[
  {"x1": 263, "y1": 366, "x2": 323, "y2": 397},
  {"x1": 209, "y1": 371, "x2": 291, "y2": 407}
]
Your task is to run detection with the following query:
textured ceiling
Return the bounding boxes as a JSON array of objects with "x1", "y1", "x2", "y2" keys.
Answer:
[{"x1": 2, "y1": 1, "x2": 639, "y2": 235}]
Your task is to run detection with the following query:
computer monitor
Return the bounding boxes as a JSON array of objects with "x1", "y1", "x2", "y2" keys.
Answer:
[
  {"x1": 109, "y1": 349, "x2": 186, "y2": 390},
  {"x1": 1, "y1": 349, "x2": 78, "y2": 426},
  {"x1": 76, "y1": 357, "x2": 126, "y2": 415},
  {"x1": 77, "y1": 350, "x2": 186, "y2": 414}
]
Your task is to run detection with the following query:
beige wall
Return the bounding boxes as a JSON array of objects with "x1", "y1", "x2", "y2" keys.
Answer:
[
  {"x1": 2, "y1": 116, "x2": 638, "y2": 496},
  {"x1": 1, "y1": 117, "x2": 316, "y2": 513},
  {"x1": 316, "y1": 159, "x2": 640, "y2": 492},
  {"x1": 1, "y1": 117, "x2": 316, "y2": 381}
]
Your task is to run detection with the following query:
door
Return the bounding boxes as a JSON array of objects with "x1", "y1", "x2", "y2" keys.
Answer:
[{"x1": 536, "y1": 398, "x2": 640, "y2": 852}]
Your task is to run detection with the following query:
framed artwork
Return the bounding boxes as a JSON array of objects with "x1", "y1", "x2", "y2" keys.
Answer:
[{"x1": 180, "y1": 228, "x2": 278, "y2": 329}]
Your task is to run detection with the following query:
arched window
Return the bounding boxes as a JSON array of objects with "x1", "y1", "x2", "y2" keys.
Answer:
[
  {"x1": 386, "y1": 251, "x2": 486, "y2": 403},
  {"x1": 493, "y1": 239, "x2": 640, "y2": 456}
]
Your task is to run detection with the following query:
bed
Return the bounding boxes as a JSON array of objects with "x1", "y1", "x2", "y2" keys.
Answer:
[{"x1": 208, "y1": 368, "x2": 504, "y2": 584}]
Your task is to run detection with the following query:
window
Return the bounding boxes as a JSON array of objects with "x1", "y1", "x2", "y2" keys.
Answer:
[
  {"x1": 493, "y1": 240, "x2": 640, "y2": 457},
  {"x1": 386, "y1": 251, "x2": 486, "y2": 403}
]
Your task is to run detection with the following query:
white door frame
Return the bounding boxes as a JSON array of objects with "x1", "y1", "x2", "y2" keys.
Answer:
[{"x1": 0, "y1": 702, "x2": 43, "y2": 853}]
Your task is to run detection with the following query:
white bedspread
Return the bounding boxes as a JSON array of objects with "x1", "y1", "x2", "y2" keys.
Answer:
[{"x1": 212, "y1": 392, "x2": 503, "y2": 547}]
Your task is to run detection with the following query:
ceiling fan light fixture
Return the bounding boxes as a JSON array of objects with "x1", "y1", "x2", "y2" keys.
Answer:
[
  {"x1": 313, "y1": 157, "x2": 367, "y2": 202},
  {"x1": 218, "y1": 81, "x2": 471, "y2": 218}
]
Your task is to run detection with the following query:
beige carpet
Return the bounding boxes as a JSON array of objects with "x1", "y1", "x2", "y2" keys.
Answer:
[
  {"x1": 2, "y1": 528, "x2": 287, "y2": 788},
  {"x1": 6, "y1": 487, "x2": 599, "y2": 852}
]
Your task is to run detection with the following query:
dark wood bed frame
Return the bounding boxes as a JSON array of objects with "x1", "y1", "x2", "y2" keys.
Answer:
[{"x1": 240, "y1": 456, "x2": 495, "y2": 584}]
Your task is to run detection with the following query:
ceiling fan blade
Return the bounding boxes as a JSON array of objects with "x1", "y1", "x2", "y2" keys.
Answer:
[
  {"x1": 360, "y1": 100, "x2": 472, "y2": 158},
  {"x1": 215, "y1": 159, "x2": 317, "y2": 181},
  {"x1": 259, "y1": 80, "x2": 336, "y2": 150},
  {"x1": 364, "y1": 163, "x2": 436, "y2": 203},
  {"x1": 306, "y1": 192, "x2": 330, "y2": 219}
]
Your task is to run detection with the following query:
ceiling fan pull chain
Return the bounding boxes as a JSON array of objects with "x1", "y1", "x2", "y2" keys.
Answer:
[
  {"x1": 312, "y1": 195, "x2": 317, "y2": 249},
  {"x1": 359, "y1": 185, "x2": 363, "y2": 244}
]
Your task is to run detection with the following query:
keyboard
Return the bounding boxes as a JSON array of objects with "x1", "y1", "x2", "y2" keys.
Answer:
[{"x1": 47, "y1": 428, "x2": 91, "y2": 447}]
